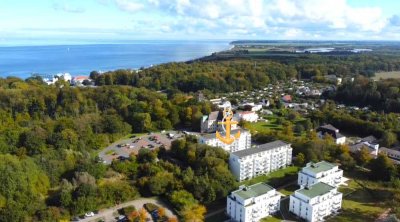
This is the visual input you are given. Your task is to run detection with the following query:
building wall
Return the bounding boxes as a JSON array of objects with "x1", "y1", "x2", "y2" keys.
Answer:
[
  {"x1": 298, "y1": 165, "x2": 343, "y2": 188},
  {"x1": 336, "y1": 137, "x2": 346, "y2": 145},
  {"x1": 229, "y1": 144, "x2": 293, "y2": 181},
  {"x1": 227, "y1": 190, "x2": 281, "y2": 222},
  {"x1": 289, "y1": 189, "x2": 342, "y2": 222},
  {"x1": 200, "y1": 131, "x2": 251, "y2": 153}
]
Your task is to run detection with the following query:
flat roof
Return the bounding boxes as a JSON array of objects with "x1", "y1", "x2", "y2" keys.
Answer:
[
  {"x1": 296, "y1": 182, "x2": 335, "y2": 199},
  {"x1": 302, "y1": 161, "x2": 337, "y2": 174},
  {"x1": 233, "y1": 183, "x2": 275, "y2": 200},
  {"x1": 231, "y1": 140, "x2": 289, "y2": 158}
]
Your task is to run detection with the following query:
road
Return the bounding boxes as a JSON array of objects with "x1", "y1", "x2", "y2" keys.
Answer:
[{"x1": 77, "y1": 197, "x2": 177, "y2": 222}]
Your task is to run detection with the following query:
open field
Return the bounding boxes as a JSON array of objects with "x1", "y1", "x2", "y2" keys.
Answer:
[
  {"x1": 326, "y1": 170, "x2": 390, "y2": 222},
  {"x1": 373, "y1": 71, "x2": 400, "y2": 80},
  {"x1": 246, "y1": 115, "x2": 283, "y2": 132}
]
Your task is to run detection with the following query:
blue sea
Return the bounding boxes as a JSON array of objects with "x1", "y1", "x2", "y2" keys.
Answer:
[{"x1": 0, "y1": 40, "x2": 230, "y2": 79}]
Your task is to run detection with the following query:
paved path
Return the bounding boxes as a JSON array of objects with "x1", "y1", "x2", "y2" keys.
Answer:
[
  {"x1": 77, "y1": 197, "x2": 177, "y2": 222},
  {"x1": 375, "y1": 208, "x2": 392, "y2": 222}
]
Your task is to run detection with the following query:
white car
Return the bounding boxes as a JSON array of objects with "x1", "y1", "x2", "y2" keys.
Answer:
[{"x1": 85, "y1": 212, "x2": 95, "y2": 217}]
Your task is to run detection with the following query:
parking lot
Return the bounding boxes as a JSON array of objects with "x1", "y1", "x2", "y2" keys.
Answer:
[{"x1": 98, "y1": 131, "x2": 184, "y2": 164}]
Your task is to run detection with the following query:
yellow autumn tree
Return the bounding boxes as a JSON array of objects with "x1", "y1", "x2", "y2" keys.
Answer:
[
  {"x1": 158, "y1": 207, "x2": 166, "y2": 218},
  {"x1": 182, "y1": 204, "x2": 206, "y2": 222},
  {"x1": 139, "y1": 208, "x2": 148, "y2": 222}
]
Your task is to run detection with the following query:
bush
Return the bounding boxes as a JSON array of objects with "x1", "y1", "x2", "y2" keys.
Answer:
[
  {"x1": 121, "y1": 205, "x2": 136, "y2": 216},
  {"x1": 144, "y1": 203, "x2": 158, "y2": 213}
]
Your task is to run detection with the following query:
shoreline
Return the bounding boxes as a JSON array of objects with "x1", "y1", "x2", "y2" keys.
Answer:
[{"x1": 0, "y1": 41, "x2": 232, "y2": 79}]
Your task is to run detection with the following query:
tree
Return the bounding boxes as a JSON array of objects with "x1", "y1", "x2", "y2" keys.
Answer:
[
  {"x1": 339, "y1": 152, "x2": 356, "y2": 170},
  {"x1": 294, "y1": 153, "x2": 306, "y2": 166},
  {"x1": 355, "y1": 146, "x2": 372, "y2": 167},
  {"x1": 158, "y1": 207, "x2": 166, "y2": 218},
  {"x1": 131, "y1": 113, "x2": 152, "y2": 133},
  {"x1": 137, "y1": 148, "x2": 157, "y2": 163},
  {"x1": 0, "y1": 154, "x2": 50, "y2": 221},
  {"x1": 294, "y1": 123, "x2": 305, "y2": 135},
  {"x1": 382, "y1": 131, "x2": 397, "y2": 148},
  {"x1": 181, "y1": 204, "x2": 206, "y2": 222},
  {"x1": 167, "y1": 217, "x2": 178, "y2": 222},
  {"x1": 369, "y1": 154, "x2": 396, "y2": 181},
  {"x1": 169, "y1": 190, "x2": 198, "y2": 211},
  {"x1": 139, "y1": 208, "x2": 147, "y2": 222}
]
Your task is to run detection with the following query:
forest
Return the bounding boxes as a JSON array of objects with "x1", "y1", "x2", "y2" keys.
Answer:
[
  {"x1": 89, "y1": 53, "x2": 400, "y2": 93},
  {"x1": 0, "y1": 77, "x2": 218, "y2": 221},
  {"x1": 331, "y1": 76, "x2": 400, "y2": 113},
  {"x1": 2, "y1": 51, "x2": 400, "y2": 221}
]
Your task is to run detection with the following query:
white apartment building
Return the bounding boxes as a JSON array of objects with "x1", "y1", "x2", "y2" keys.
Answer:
[
  {"x1": 229, "y1": 140, "x2": 293, "y2": 181},
  {"x1": 199, "y1": 129, "x2": 251, "y2": 153},
  {"x1": 227, "y1": 183, "x2": 281, "y2": 222},
  {"x1": 289, "y1": 182, "x2": 342, "y2": 222},
  {"x1": 298, "y1": 161, "x2": 343, "y2": 188}
]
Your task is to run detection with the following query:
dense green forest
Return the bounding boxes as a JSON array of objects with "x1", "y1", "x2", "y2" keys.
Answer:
[
  {"x1": 90, "y1": 54, "x2": 400, "y2": 92},
  {"x1": 0, "y1": 77, "x2": 218, "y2": 221},
  {"x1": 331, "y1": 76, "x2": 400, "y2": 112}
]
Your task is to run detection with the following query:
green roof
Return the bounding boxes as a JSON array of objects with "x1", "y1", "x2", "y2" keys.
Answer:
[
  {"x1": 303, "y1": 161, "x2": 336, "y2": 174},
  {"x1": 233, "y1": 183, "x2": 274, "y2": 200},
  {"x1": 297, "y1": 182, "x2": 335, "y2": 199}
]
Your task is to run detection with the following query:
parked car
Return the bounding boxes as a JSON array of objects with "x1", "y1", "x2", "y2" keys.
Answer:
[
  {"x1": 85, "y1": 212, "x2": 95, "y2": 217},
  {"x1": 117, "y1": 215, "x2": 127, "y2": 222}
]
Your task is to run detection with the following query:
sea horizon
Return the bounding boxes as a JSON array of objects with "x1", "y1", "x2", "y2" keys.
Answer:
[{"x1": 0, "y1": 40, "x2": 231, "y2": 79}]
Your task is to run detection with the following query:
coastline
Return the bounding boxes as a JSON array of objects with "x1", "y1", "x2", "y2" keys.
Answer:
[{"x1": 0, "y1": 41, "x2": 231, "y2": 79}]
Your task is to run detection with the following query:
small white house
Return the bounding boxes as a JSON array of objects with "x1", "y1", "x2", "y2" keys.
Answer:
[
  {"x1": 227, "y1": 183, "x2": 281, "y2": 222},
  {"x1": 317, "y1": 124, "x2": 346, "y2": 145},
  {"x1": 234, "y1": 111, "x2": 259, "y2": 123}
]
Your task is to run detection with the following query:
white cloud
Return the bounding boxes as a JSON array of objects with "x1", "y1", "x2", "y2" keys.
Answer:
[
  {"x1": 96, "y1": 0, "x2": 397, "y2": 39},
  {"x1": 114, "y1": 0, "x2": 144, "y2": 13},
  {"x1": 53, "y1": 3, "x2": 85, "y2": 13}
]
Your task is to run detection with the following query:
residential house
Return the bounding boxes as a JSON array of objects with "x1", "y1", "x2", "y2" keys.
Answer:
[
  {"x1": 349, "y1": 136, "x2": 379, "y2": 156},
  {"x1": 227, "y1": 183, "x2": 281, "y2": 222},
  {"x1": 317, "y1": 124, "x2": 346, "y2": 145}
]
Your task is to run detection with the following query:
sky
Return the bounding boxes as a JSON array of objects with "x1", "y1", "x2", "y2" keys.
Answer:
[{"x1": 1, "y1": 0, "x2": 400, "y2": 45}]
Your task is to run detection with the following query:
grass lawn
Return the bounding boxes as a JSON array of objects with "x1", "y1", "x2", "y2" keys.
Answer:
[
  {"x1": 278, "y1": 183, "x2": 299, "y2": 196},
  {"x1": 246, "y1": 115, "x2": 283, "y2": 132},
  {"x1": 240, "y1": 166, "x2": 299, "y2": 187},
  {"x1": 105, "y1": 150, "x2": 115, "y2": 155},
  {"x1": 260, "y1": 214, "x2": 284, "y2": 222},
  {"x1": 205, "y1": 210, "x2": 229, "y2": 222},
  {"x1": 327, "y1": 170, "x2": 389, "y2": 222}
]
